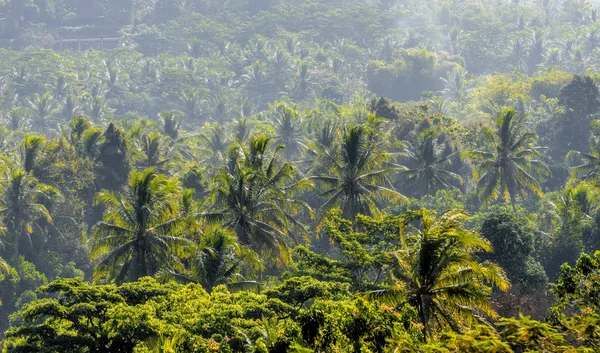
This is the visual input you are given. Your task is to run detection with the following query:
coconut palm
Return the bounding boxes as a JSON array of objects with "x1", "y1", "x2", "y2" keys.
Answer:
[
  {"x1": 85, "y1": 96, "x2": 109, "y2": 124},
  {"x1": 0, "y1": 169, "x2": 54, "y2": 260},
  {"x1": 134, "y1": 132, "x2": 176, "y2": 174},
  {"x1": 59, "y1": 94, "x2": 82, "y2": 121},
  {"x1": 528, "y1": 30, "x2": 547, "y2": 75},
  {"x1": 165, "y1": 227, "x2": 260, "y2": 292},
  {"x1": 19, "y1": 134, "x2": 45, "y2": 174},
  {"x1": 242, "y1": 61, "x2": 270, "y2": 105},
  {"x1": 205, "y1": 135, "x2": 312, "y2": 263},
  {"x1": 292, "y1": 61, "x2": 315, "y2": 100},
  {"x1": 400, "y1": 130, "x2": 462, "y2": 197},
  {"x1": 311, "y1": 123, "x2": 406, "y2": 222},
  {"x1": 567, "y1": 142, "x2": 600, "y2": 182},
  {"x1": 180, "y1": 90, "x2": 204, "y2": 126},
  {"x1": 199, "y1": 123, "x2": 232, "y2": 168},
  {"x1": 160, "y1": 111, "x2": 182, "y2": 140},
  {"x1": 90, "y1": 168, "x2": 192, "y2": 283},
  {"x1": 370, "y1": 210, "x2": 509, "y2": 341},
  {"x1": 27, "y1": 93, "x2": 58, "y2": 134},
  {"x1": 272, "y1": 104, "x2": 307, "y2": 160},
  {"x1": 470, "y1": 108, "x2": 549, "y2": 211},
  {"x1": 268, "y1": 49, "x2": 291, "y2": 88},
  {"x1": 440, "y1": 67, "x2": 468, "y2": 102},
  {"x1": 232, "y1": 117, "x2": 252, "y2": 143}
]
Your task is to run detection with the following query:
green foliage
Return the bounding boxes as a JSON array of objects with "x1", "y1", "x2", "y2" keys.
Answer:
[
  {"x1": 480, "y1": 212, "x2": 548, "y2": 290},
  {"x1": 470, "y1": 108, "x2": 549, "y2": 210},
  {"x1": 370, "y1": 210, "x2": 509, "y2": 340},
  {"x1": 2, "y1": 0, "x2": 600, "y2": 351}
]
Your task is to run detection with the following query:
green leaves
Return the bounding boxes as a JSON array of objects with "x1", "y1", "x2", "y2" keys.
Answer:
[
  {"x1": 90, "y1": 168, "x2": 192, "y2": 283},
  {"x1": 371, "y1": 209, "x2": 510, "y2": 339},
  {"x1": 471, "y1": 108, "x2": 549, "y2": 209}
]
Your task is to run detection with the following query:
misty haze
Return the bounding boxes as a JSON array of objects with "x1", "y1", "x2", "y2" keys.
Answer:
[{"x1": 0, "y1": 0, "x2": 598, "y2": 352}]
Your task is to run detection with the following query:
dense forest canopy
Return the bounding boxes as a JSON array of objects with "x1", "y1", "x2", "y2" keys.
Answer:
[{"x1": 0, "y1": 0, "x2": 600, "y2": 352}]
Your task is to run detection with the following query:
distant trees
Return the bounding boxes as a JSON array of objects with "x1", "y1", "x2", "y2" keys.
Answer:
[{"x1": 551, "y1": 76, "x2": 600, "y2": 160}]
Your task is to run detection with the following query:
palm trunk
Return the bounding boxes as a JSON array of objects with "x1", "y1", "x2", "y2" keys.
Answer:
[
  {"x1": 13, "y1": 233, "x2": 19, "y2": 262},
  {"x1": 509, "y1": 189, "x2": 518, "y2": 216},
  {"x1": 418, "y1": 297, "x2": 428, "y2": 343},
  {"x1": 135, "y1": 243, "x2": 147, "y2": 281}
]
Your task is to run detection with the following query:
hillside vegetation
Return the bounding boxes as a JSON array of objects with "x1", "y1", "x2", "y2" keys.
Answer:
[{"x1": 0, "y1": 0, "x2": 600, "y2": 352}]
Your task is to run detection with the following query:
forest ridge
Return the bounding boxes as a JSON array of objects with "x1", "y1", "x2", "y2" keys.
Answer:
[{"x1": 0, "y1": 0, "x2": 599, "y2": 352}]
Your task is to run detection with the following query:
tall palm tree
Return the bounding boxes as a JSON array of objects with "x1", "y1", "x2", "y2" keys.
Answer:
[
  {"x1": 268, "y1": 49, "x2": 291, "y2": 88},
  {"x1": 205, "y1": 135, "x2": 312, "y2": 263},
  {"x1": 160, "y1": 111, "x2": 182, "y2": 140},
  {"x1": 180, "y1": 90, "x2": 203, "y2": 126},
  {"x1": 199, "y1": 123, "x2": 232, "y2": 167},
  {"x1": 440, "y1": 67, "x2": 468, "y2": 102},
  {"x1": 242, "y1": 61, "x2": 270, "y2": 105},
  {"x1": 292, "y1": 61, "x2": 315, "y2": 100},
  {"x1": 134, "y1": 132, "x2": 176, "y2": 174},
  {"x1": 470, "y1": 108, "x2": 549, "y2": 211},
  {"x1": 0, "y1": 169, "x2": 53, "y2": 260},
  {"x1": 272, "y1": 104, "x2": 307, "y2": 160},
  {"x1": 20, "y1": 134, "x2": 46, "y2": 174},
  {"x1": 59, "y1": 94, "x2": 82, "y2": 121},
  {"x1": 370, "y1": 210, "x2": 509, "y2": 341},
  {"x1": 165, "y1": 227, "x2": 260, "y2": 292},
  {"x1": 27, "y1": 93, "x2": 58, "y2": 134},
  {"x1": 567, "y1": 144, "x2": 600, "y2": 182},
  {"x1": 90, "y1": 168, "x2": 191, "y2": 283},
  {"x1": 400, "y1": 130, "x2": 462, "y2": 197},
  {"x1": 85, "y1": 96, "x2": 109, "y2": 124},
  {"x1": 311, "y1": 124, "x2": 406, "y2": 222}
]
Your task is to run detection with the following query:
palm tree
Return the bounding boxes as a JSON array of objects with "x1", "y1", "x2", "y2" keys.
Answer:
[
  {"x1": 311, "y1": 124, "x2": 406, "y2": 222},
  {"x1": 400, "y1": 130, "x2": 462, "y2": 197},
  {"x1": 160, "y1": 111, "x2": 182, "y2": 140},
  {"x1": 20, "y1": 134, "x2": 46, "y2": 174},
  {"x1": 232, "y1": 117, "x2": 252, "y2": 143},
  {"x1": 85, "y1": 96, "x2": 109, "y2": 124},
  {"x1": 165, "y1": 227, "x2": 260, "y2": 292},
  {"x1": 242, "y1": 61, "x2": 270, "y2": 105},
  {"x1": 528, "y1": 30, "x2": 547, "y2": 75},
  {"x1": 567, "y1": 144, "x2": 600, "y2": 182},
  {"x1": 58, "y1": 94, "x2": 82, "y2": 121},
  {"x1": 268, "y1": 49, "x2": 291, "y2": 88},
  {"x1": 27, "y1": 93, "x2": 58, "y2": 133},
  {"x1": 90, "y1": 168, "x2": 191, "y2": 283},
  {"x1": 0, "y1": 169, "x2": 53, "y2": 260},
  {"x1": 5, "y1": 107, "x2": 27, "y2": 131},
  {"x1": 180, "y1": 90, "x2": 203, "y2": 126},
  {"x1": 205, "y1": 135, "x2": 312, "y2": 263},
  {"x1": 272, "y1": 104, "x2": 307, "y2": 160},
  {"x1": 370, "y1": 210, "x2": 509, "y2": 341},
  {"x1": 470, "y1": 108, "x2": 549, "y2": 212},
  {"x1": 440, "y1": 67, "x2": 468, "y2": 102},
  {"x1": 199, "y1": 123, "x2": 232, "y2": 168},
  {"x1": 134, "y1": 132, "x2": 176, "y2": 174},
  {"x1": 292, "y1": 61, "x2": 315, "y2": 100}
]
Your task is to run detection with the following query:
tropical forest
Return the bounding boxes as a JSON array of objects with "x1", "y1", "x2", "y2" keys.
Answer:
[{"x1": 2, "y1": 0, "x2": 600, "y2": 352}]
